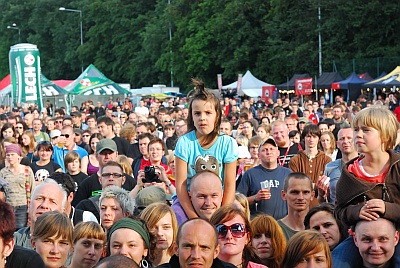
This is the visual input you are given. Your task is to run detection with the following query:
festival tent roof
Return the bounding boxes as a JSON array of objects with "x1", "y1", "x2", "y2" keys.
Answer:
[
  {"x1": 276, "y1": 74, "x2": 311, "y2": 90},
  {"x1": 53, "y1": 80, "x2": 73, "y2": 88},
  {"x1": 222, "y1": 70, "x2": 273, "y2": 97},
  {"x1": 0, "y1": 74, "x2": 68, "y2": 96},
  {"x1": 65, "y1": 64, "x2": 130, "y2": 95},
  {"x1": 314, "y1": 72, "x2": 343, "y2": 89},
  {"x1": 41, "y1": 75, "x2": 69, "y2": 96},
  {"x1": 358, "y1": 73, "x2": 373, "y2": 81},
  {"x1": 332, "y1": 72, "x2": 369, "y2": 90},
  {"x1": 364, "y1": 67, "x2": 400, "y2": 89},
  {"x1": 332, "y1": 72, "x2": 370, "y2": 102},
  {"x1": 0, "y1": 74, "x2": 10, "y2": 91}
]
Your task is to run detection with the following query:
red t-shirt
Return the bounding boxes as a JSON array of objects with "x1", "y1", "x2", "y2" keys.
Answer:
[{"x1": 348, "y1": 158, "x2": 387, "y2": 183}]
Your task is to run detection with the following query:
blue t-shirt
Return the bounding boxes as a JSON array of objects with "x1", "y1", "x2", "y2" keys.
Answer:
[
  {"x1": 52, "y1": 144, "x2": 88, "y2": 172},
  {"x1": 174, "y1": 130, "x2": 238, "y2": 189}
]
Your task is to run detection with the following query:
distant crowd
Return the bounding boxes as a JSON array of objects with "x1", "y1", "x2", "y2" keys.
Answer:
[{"x1": 0, "y1": 85, "x2": 399, "y2": 268}]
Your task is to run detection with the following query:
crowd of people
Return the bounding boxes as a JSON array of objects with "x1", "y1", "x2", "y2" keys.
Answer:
[{"x1": 0, "y1": 84, "x2": 399, "y2": 268}]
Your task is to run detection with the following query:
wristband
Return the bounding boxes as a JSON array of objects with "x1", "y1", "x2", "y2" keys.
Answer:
[
  {"x1": 167, "y1": 183, "x2": 172, "y2": 188},
  {"x1": 254, "y1": 195, "x2": 258, "y2": 203}
]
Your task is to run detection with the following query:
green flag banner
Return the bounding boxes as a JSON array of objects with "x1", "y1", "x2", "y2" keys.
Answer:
[{"x1": 9, "y1": 43, "x2": 43, "y2": 110}]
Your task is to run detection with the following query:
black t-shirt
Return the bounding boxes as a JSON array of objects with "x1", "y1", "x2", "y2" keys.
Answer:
[
  {"x1": 69, "y1": 171, "x2": 89, "y2": 188},
  {"x1": 6, "y1": 245, "x2": 45, "y2": 268},
  {"x1": 72, "y1": 172, "x2": 136, "y2": 206},
  {"x1": 278, "y1": 143, "x2": 300, "y2": 168},
  {"x1": 30, "y1": 161, "x2": 62, "y2": 183},
  {"x1": 113, "y1": 136, "x2": 135, "y2": 158}
]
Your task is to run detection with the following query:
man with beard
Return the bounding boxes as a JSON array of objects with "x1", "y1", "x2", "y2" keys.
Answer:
[
  {"x1": 271, "y1": 120, "x2": 301, "y2": 167},
  {"x1": 332, "y1": 104, "x2": 350, "y2": 137}
]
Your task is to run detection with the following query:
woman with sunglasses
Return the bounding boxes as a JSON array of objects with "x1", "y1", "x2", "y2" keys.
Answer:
[
  {"x1": 30, "y1": 141, "x2": 62, "y2": 183},
  {"x1": 14, "y1": 121, "x2": 28, "y2": 143},
  {"x1": 210, "y1": 205, "x2": 267, "y2": 268}
]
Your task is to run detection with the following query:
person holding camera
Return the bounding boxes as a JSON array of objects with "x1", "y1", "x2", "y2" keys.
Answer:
[{"x1": 130, "y1": 138, "x2": 175, "y2": 199}]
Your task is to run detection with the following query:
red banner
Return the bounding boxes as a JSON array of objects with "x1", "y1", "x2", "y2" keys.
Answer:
[
  {"x1": 262, "y1": 86, "x2": 275, "y2": 100},
  {"x1": 295, "y1": 78, "x2": 313, "y2": 96},
  {"x1": 217, "y1": 74, "x2": 222, "y2": 91},
  {"x1": 331, "y1": 82, "x2": 340, "y2": 90}
]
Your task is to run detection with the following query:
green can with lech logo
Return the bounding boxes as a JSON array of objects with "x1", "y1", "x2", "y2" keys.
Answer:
[{"x1": 9, "y1": 43, "x2": 43, "y2": 110}]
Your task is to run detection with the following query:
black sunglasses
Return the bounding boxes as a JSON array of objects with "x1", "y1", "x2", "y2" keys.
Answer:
[
  {"x1": 60, "y1": 134, "x2": 70, "y2": 138},
  {"x1": 56, "y1": 121, "x2": 63, "y2": 123},
  {"x1": 216, "y1": 223, "x2": 246, "y2": 239}
]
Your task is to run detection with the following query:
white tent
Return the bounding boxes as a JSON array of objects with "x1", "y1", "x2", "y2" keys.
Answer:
[{"x1": 222, "y1": 70, "x2": 273, "y2": 97}]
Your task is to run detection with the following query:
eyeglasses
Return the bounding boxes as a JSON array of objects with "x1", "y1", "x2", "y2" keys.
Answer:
[
  {"x1": 216, "y1": 223, "x2": 246, "y2": 239},
  {"x1": 101, "y1": 173, "x2": 123, "y2": 178},
  {"x1": 60, "y1": 134, "x2": 70, "y2": 138},
  {"x1": 82, "y1": 134, "x2": 90, "y2": 138},
  {"x1": 15, "y1": 126, "x2": 23, "y2": 129},
  {"x1": 56, "y1": 121, "x2": 63, "y2": 123}
]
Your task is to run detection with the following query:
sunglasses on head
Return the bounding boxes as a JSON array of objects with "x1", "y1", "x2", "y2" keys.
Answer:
[
  {"x1": 60, "y1": 134, "x2": 70, "y2": 138},
  {"x1": 216, "y1": 223, "x2": 246, "y2": 239}
]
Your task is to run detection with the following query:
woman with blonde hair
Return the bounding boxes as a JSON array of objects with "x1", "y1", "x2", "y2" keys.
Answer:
[
  {"x1": 234, "y1": 192, "x2": 250, "y2": 221},
  {"x1": 67, "y1": 221, "x2": 106, "y2": 268},
  {"x1": 21, "y1": 130, "x2": 37, "y2": 162},
  {"x1": 319, "y1": 131, "x2": 338, "y2": 160},
  {"x1": 281, "y1": 230, "x2": 332, "y2": 268},
  {"x1": 256, "y1": 124, "x2": 270, "y2": 141},
  {"x1": 140, "y1": 203, "x2": 178, "y2": 266},
  {"x1": 31, "y1": 211, "x2": 73, "y2": 268},
  {"x1": 250, "y1": 214, "x2": 286, "y2": 268},
  {"x1": 116, "y1": 155, "x2": 133, "y2": 177}
]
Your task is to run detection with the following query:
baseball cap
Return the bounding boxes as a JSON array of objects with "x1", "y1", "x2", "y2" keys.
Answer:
[
  {"x1": 299, "y1": 117, "x2": 309, "y2": 123},
  {"x1": 260, "y1": 137, "x2": 277, "y2": 147},
  {"x1": 70, "y1": 111, "x2": 82, "y2": 117},
  {"x1": 96, "y1": 138, "x2": 117, "y2": 154},
  {"x1": 112, "y1": 112, "x2": 118, "y2": 117},
  {"x1": 74, "y1": 128, "x2": 83, "y2": 135},
  {"x1": 319, "y1": 118, "x2": 334, "y2": 126},
  {"x1": 50, "y1": 129, "x2": 61, "y2": 139},
  {"x1": 135, "y1": 186, "x2": 167, "y2": 209}
]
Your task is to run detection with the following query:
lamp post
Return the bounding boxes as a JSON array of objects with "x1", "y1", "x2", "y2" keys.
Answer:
[
  {"x1": 7, "y1": 23, "x2": 21, "y2": 43},
  {"x1": 59, "y1": 7, "x2": 83, "y2": 72}
]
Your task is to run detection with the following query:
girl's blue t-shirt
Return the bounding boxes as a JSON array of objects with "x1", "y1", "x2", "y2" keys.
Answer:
[{"x1": 174, "y1": 130, "x2": 239, "y2": 189}]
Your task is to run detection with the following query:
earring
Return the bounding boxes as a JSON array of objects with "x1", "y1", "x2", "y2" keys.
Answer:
[{"x1": 141, "y1": 258, "x2": 149, "y2": 268}]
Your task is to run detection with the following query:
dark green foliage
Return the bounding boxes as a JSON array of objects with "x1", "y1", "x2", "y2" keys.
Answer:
[{"x1": 0, "y1": 0, "x2": 399, "y2": 90}]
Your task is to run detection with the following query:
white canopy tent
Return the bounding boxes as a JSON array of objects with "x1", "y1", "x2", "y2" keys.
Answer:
[{"x1": 222, "y1": 70, "x2": 273, "y2": 97}]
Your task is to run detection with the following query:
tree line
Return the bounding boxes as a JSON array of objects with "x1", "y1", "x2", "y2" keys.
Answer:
[{"x1": 1, "y1": 0, "x2": 399, "y2": 91}]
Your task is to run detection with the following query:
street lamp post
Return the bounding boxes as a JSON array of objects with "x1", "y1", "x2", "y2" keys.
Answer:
[
  {"x1": 59, "y1": 7, "x2": 83, "y2": 72},
  {"x1": 7, "y1": 23, "x2": 21, "y2": 43}
]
